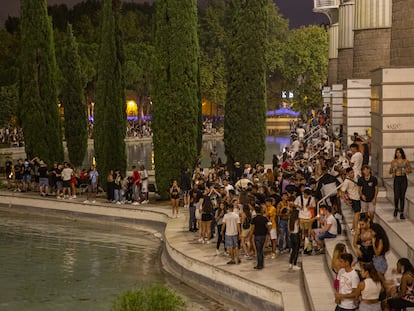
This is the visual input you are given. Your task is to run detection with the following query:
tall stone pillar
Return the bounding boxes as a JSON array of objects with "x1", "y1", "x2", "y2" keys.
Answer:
[
  {"x1": 343, "y1": 79, "x2": 371, "y2": 146},
  {"x1": 337, "y1": 0, "x2": 355, "y2": 84},
  {"x1": 371, "y1": 68, "x2": 414, "y2": 178},
  {"x1": 353, "y1": 0, "x2": 392, "y2": 79},
  {"x1": 390, "y1": 0, "x2": 414, "y2": 66},
  {"x1": 328, "y1": 24, "x2": 339, "y2": 85},
  {"x1": 330, "y1": 84, "x2": 343, "y2": 133}
]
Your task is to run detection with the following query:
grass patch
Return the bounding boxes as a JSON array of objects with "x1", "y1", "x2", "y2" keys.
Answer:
[{"x1": 111, "y1": 283, "x2": 186, "y2": 311}]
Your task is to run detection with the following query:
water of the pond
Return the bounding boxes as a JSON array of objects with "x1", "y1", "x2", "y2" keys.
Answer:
[
  {"x1": 0, "y1": 210, "x2": 228, "y2": 311},
  {"x1": 81, "y1": 134, "x2": 291, "y2": 170}
]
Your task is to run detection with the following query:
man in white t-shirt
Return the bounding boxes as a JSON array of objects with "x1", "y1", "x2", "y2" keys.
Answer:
[
  {"x1": 335, "y1": 253, "x2": 360, "y2": 311},
  {"x1": 296, "y1": 126, "x2": 305, "y2": 141},
  {"x1": 349, "y1": 143, "x2": 363, "y2": 180},
  {"x1": 139, "y1": 164, "x2": 149, "y2": 204},
  {"x1": 221, "y1": 205, "x2": 241, "y2": 264},
  {"x1": 311, "y1": 205, "x2": 337, "y2": 252}
]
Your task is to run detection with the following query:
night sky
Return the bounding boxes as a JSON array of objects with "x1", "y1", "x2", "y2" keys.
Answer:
[{"x1": 0, "y1": 0, "x2": 328, "y2": 28}]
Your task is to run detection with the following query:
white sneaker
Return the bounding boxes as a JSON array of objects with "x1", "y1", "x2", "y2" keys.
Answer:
[
  {"x1": 116, "y1": 201, "x2": 121, "y2": 205},
  {"x1": 289, "y1": 264, "x2": 293, "y2": 270},
  {"x1": 198, "y1": 238, "x2": 203, "y2": 243},
  {"x1": 91, "y1": 200, "x2": 96, "y2": 204},
  {"x1": 83, "y1": 200, "x2": 89, "y2": 203},
  {"x1": 142, "y1": 200, "x2": 149, "y2": 204},
  {"x1": 72, "y1": 195, "x2": 77, "y2": 199},
  {"x1": 216, "y1": 249, "x2": 220, "y2": 256},
  {"x1": 206, "y1": 239, "x2": 211, "y2": 244},
  {"x1": 292, "y1": 265, "x2": 301, "y2": 271},
  {"x1": 132, "y1": 201, "x2": 140, "y2": 205}
]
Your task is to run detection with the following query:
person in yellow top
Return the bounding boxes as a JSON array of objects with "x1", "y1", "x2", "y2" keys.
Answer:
[{"x1": 265, "y1": 198, "x2": 277, "y2": 259}]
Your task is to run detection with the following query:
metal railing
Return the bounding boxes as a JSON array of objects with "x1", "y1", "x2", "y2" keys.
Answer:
[
  {"x1": 303, "y1": 125, "x2": 323, "y2": 145},
  {"x1": 316, "y1": 181, "x2": 345, "y2": 214}
]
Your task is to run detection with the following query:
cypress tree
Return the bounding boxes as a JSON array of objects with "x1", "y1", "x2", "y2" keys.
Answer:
[
  {"x1": 61, "y1": 24, "x2": 88, "y2": 168},
  {"x1": 19, "y1": 0, "x2": 64, "y2": 164},
  {"x1": 153, "y1": 0, "x2": 201, "y2": 198},
  {"x1": 94, "y1": 0, "x2": 126, "y2": 186},
  {"x1": 224, "y1": 0, "x2": 268, "y2": 168}
]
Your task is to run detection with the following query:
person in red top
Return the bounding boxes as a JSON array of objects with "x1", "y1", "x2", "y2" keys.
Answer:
[{"x1": 131, "y1": 165, "x2": 141, "y2": 205}]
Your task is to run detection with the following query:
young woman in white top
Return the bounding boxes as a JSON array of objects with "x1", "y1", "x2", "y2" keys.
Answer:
[{"x1": 356, "y1": 263, "x2": 382, "y2": 311}]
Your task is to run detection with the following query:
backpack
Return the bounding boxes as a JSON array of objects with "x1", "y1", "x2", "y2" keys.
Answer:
[{"x1": 335, "y1": 217, "x2": 342, "y2": 235}]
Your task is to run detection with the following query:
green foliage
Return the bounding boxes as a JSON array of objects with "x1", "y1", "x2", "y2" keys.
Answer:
[
  {"x1": 224, "y1": 0, "x2": 268, "y2": 167},
  {"x1": 94, "y1": 0, "x2": 126, "y2": 184},
  {"x1": 19, "y1": 0, "x2": 64, "y2": 164},
  {"x1": 0, "y1": 28, "x2": 19, "y2": 87},
  {"x1": 153, "y1": 0, "x2": 201, "y2": 199},
  {"x1": 199, "y1": 0, "x2": 228, "y2": 106},
  {"x1": 111, "y1": 284, "x2": 186, "y2": 311},
  {"x1": 0, "y1": 84, "x2": 19, "y2": 126},
  {"x1": 281, "y1": 25, "x2": 328, "y2": 112},
  {"x1": 60, "y1": 24, "x2": 88, "y2": 168}
]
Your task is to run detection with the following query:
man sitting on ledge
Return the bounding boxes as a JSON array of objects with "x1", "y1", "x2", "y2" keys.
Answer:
[{"x1": 311, "y1": 204, "x2": 337, "y2": 254}]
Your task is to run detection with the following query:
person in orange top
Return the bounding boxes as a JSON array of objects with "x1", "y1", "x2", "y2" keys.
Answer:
[{"x1": 265, "y1": 198, "x2": 277, "y2": 258}]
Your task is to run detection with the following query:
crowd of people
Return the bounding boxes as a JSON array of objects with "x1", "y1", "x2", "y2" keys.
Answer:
[
  {"x1": 4, "y1": 156, "x2": 151, "y2": 206},
  {"x1": 0, "y1": 126, "x2": 24, "y2": 147},
  {"x1": 168, "y1": 107, "x2": 412, "y2": 309}
]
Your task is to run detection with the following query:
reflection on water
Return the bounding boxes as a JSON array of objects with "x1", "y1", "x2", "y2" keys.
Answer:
[{"x1": 0, "y1": 211, "x2": 224, "y2": 311}]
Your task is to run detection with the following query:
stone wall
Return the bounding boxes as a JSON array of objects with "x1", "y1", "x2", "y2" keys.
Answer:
[
  {"x1": 353, "y1": 28, "x2": 391, "y2": 79},
  {"x1": 371, "y1": 67, "x2": 414, "y2": 178},
  {"x1": 337, "y1": 48, "x2": 354, "y2": 84},
  {"x1": 390, "y1": 0, "x2": 414, "y2": 66},
  {"x1": 328, "y1": 58, "x2": 338, "y2": 85}
]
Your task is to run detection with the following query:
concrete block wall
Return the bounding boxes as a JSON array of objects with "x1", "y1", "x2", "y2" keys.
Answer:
[
  {"x1": 337, "y1": 48, "x2": 353, "y2": 84},
  {"x1": 343, "y1": 79, "x2": 371, "y2": 146},
  {"x1": 371, "y1": 67, "x2": 414, "y2": 178}
]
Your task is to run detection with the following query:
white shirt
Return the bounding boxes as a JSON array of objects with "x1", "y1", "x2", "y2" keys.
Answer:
[
  {"x1": 222, "y1": 211, "x2": 240, "y2": 236},
  {"x1": 294, "y1": 195, "x2": 315, "y2": 219},
  {"x1": 291, "y1": 140, "x2": 300, "y2": 153},
  {"x1": 326, "y1": 214, "x2": 338, "y2": 235},
  {"x1": 337, "y1": 268, "x2": 360, "y2": 309},
  {"x1": 61, "y1": 167, "x2": 73, "y2": 181},
  {"x1": 350, "y1": 152, "x2": 363, "y2": 178},
  {"x1": 341, "y1": 178, "x2": 360, "y2": 200},
  {"x1": 296, "y1": 127, "x2": 305, "y2": 140}
]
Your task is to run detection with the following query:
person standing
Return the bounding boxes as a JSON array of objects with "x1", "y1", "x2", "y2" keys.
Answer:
[
  {"x1": 389, "y1": 148, "x2": 412, "y2": 219},
  {"x1": 61, "y1": 162, "x2": 73, "y2": 199},
  {"x1": 131, "y1": 165, "x2": 141, "y2": 205},
  {"x1": 249, "y1": 204, "x2": 269, "y2": 270},
  {"x1": 288, "y1": 207, "x2": 301, "y2": 271},
  {"x1": 169, "y1": 180, "x2": 180, "y2": 218},
  {"x1": 349, "y1": 143, "x2": 363, "y2": 180},
  {"x1": 221, "y1": 204, "x2": 241, "y2": 265},
  {"x1": 358, "y1": 165, "x2": 378, "y2": 220},
  {"x1": 38, "y1": 160, "x2": 49, "y2": 197},
  {"x1": 180, "y1": 167, "x2": 191, "y2": 208},
  {"x1": 84, "y1": 165, "x2": 99, "y2": 203},
  {"x1": 139, "y1": 164, "x2": 149, "y2": 204},
  {"x1": 335, "y1": 253, "x2": 360, "y2": 311},
  {"x1": 356, "y1": 263, "x2": 382, "y2": 311}
]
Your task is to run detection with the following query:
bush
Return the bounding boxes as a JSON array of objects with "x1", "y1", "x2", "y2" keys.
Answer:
[{"x1": 111, "y1": 284, "x2": 186, "y2": 311}]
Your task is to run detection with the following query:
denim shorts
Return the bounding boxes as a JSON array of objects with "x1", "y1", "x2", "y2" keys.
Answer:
[
  {"x1": 318, "y1": 231, "x2": 337, "y2": 240},
  {"x1": 225, "y1": 235, "x2": 238, "y2": 247}
]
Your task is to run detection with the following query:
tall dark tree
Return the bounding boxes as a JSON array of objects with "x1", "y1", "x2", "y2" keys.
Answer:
[
  {"x1": 19, "y1": 0, "x2": 64, "y2": 164},
  {"x1": 224, "y1": 0, "x2": 268, "y2": 167},
  {"x1": 94, "y1": 0, "x2": 126, "y2": 185},
  {"x1": 153, "y1": 0, "x2": 201, "y2": 198},
  {"x1": 60, "y1": 24, "x2": 88, "y2": 168}
]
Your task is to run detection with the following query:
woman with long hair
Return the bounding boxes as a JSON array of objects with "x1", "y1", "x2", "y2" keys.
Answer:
[
  {"x1": 240, "y1": 204, "x2": 252, "y2": 259},
  {"x1": 356, "y1": 263, "x2": 382, "y2": 311},
  {"x1": 371, "y1": 222, "x2": 390, "y2": 282},
  {"x1": 387, "y1": 258, "x2": 414, "y2": 311},
  {"x1": 389, "y1": 148, "x2": 412, "y2": 219},
  {"x1": 331, "y1": 242, "x2": 347, "y2": 291},
  {"x1": 215, "y1": 201, "x2": 227, "y2": 255},
  {"x1": 200, "y1": 194, "x2": 214, "y2": 244},
  {"x1": 288, "y1": 207, "x2": 301, "y2": 271},
  {"x1": 353, "y1": 213, "x2": 374, "y2": 265},
  {"x1": 169, "y1": 180, "x2": 181, "y2": 218}
]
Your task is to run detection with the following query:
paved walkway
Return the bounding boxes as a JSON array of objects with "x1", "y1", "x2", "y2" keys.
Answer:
[{"x1": 0, "y1": 191, "x2": 308, "y2": 311}]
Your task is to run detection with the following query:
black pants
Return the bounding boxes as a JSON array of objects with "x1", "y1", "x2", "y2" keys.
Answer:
[
  {"x1": 394, "y1": 176, "x2": 408, "y2": 212},
  {"x1": 255, "y1": 235, "x2": 266, "y2": 268},
  {"x1": 107, "y1": 181, "x2": 114, "y2": 201},
  {"x1": 189, "y1": 204, "x2": 197, "y2": 230},
  {"x1": 216, "y1": 224, "x2": 224, "y2": 250},
  {"x1": 289, "y1": 233, "x2": 300, "y2": 265}
]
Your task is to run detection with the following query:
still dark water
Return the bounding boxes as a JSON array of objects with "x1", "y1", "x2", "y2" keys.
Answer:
[{"x1": 0, "y1": 210, "x2": 223, "y2": 311}]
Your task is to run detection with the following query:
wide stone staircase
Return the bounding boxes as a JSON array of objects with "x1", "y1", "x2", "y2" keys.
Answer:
[{"x1": 303, "y1": 175, "x2": 414, "y2": 311}]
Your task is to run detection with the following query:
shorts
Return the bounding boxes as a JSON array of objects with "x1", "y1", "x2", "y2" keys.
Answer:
[
  {"x1": 317, "y1": 231, "x2": 337, "y2": 241},
  {"x1": 39, "y1": 178, "x2": 49, "y2": 187},
  {"x1": 15, "y1": 174, "x2": 22, "y2": 181},
  {"x1": 358, "y1": 301, "x2": 381, "y2": 311},
  {"x1": 241, "y1": 228, "x2": 250, "y2": 238},
  {"x1": 56, "y1": 181, "x2": 63, "y2": 190},
  {"x1": 201, "y1": 213, "x2": 213, "y2": 221},
  {"x1": 63, "y1": 180, "x2": 71, "y2": 188},
  {"x1": 361, "y1": 201, "x2": 376, "y2": 213},
  {"x1": 373, "y1": 255, "x2": 388, "y2": 274},
  {"x1": 225, "y1": 234, "x2": 238, "y2": 247},
  {"x1": 269, "y1": 228, "x2": 277, "y2": 240},
  {"x1": 351, "y1": 199, "x2": 361, "y2": 213},
  {"x1": 22, "y1": 174, "x2": 31, "y2": 184},
  {"x1": 300, "y1": 219, "x2": 312, "y2": 230}
]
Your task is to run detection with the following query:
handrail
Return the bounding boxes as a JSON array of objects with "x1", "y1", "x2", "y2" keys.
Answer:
[
  {"x1": 303, "y1": 125, "x2": 322, "y2": 143},
  {"x1": 316, "y1": 181, "x2": 345, "y2": 215}
]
